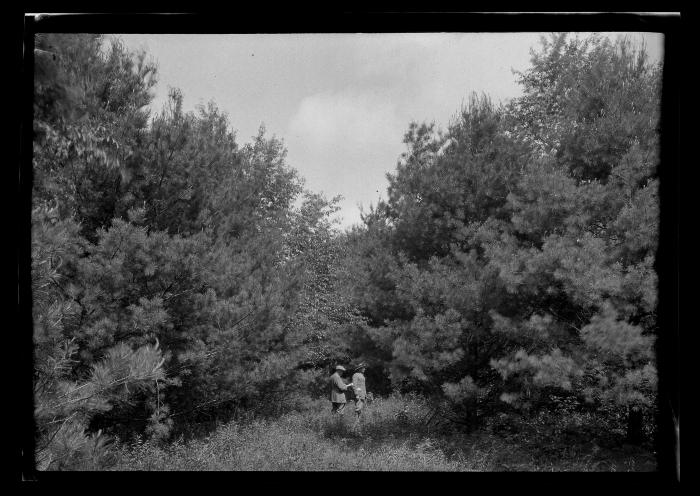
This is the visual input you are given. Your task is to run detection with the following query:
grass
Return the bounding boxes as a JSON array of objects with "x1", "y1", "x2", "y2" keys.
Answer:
[{"x1": 110, "y1": 393, "x2": 656, "y2": 471}]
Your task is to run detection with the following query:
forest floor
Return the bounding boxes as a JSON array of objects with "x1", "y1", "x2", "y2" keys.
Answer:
[{"x1": 111, "y1": 393, "x2": 657, "y2": 471}]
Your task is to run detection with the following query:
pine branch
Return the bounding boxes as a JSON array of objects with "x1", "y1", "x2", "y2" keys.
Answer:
[
  {"x1": 548, "y1": 306, "x2": 583, "y2": 333},
  {"x1": 51, "y1": 371, "x2": 153, "y2": 410},
  {"x1": 167, "y1": 395, "x2": 238, "y2": 419},
  {"x1": 162, "y1": 307, "x2": 255, "y2": 376},
  {"x1": 163, "y1": 287, "x2": 198, "y2": 302},
  {"x1": 108, "y1": 232, "x2": 125, "y2": 261},
  {"x1": 36, "y1": 411, "x2": 78, "y2": 455}
]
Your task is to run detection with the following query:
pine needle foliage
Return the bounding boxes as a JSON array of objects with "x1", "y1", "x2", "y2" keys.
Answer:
[{"x1": 345, "y1": 34, "x2": 661, "y2": 441}]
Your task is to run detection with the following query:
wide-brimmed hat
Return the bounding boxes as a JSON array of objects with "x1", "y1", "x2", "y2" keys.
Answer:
[
  {"x1": 354, "y1": 363, "x2": 368, "y2": 370},
  {"x1": 335, "y1": 365, "x2": 346, "y2": 371}
]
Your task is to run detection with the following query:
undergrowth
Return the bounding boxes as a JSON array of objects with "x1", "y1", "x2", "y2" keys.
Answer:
[{"x1": 110, "y1": 393, "x2": 656, "y2": 471}]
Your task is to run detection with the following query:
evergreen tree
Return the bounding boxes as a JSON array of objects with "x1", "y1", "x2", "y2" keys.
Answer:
[
  {"x1": 490, "y1": 33, "x2": 660, "y2": 441},
  {"x1": 32, "y1": 206, "x2": 167, "y2": 469},
  {"x1": 348, "y1": 34, "x2": 661, "y2": 441},
  {"x1": 32, "y1": 34, "x2": 365, "y2": 467}
]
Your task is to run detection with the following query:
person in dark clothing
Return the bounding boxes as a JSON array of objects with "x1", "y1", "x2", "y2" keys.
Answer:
[{"x1": 329, "y1": 365, "x2": 352, "y2": 414}]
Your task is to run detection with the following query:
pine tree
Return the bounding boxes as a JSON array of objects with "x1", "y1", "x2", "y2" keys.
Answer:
[
  {"x1": 31, "y1": 34, "x2": 328, "y2": 464},
  {"x1": 349, "y1": 34, "x2": 661, "y2": 442}
]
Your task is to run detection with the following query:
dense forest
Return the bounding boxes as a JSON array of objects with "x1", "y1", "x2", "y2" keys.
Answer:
[{"x1": 31, "y1": 33, "x2": 662, "y2": 470}]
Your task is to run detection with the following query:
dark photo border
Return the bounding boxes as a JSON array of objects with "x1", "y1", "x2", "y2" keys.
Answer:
[{"x1": 14, "y1": 9, "x2": 680, "y2": 487}]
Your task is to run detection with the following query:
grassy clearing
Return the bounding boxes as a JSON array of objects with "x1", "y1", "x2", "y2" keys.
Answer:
[{"x1": 111, "y1": 393, "x2": 656, "y2": 471}]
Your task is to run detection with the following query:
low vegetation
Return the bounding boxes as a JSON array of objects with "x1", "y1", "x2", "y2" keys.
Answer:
[{"x1": 111, "y1": 393, "x2": 655, "y2": 471}]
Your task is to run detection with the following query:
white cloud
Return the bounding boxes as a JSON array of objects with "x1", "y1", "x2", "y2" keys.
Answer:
[
  {"x1": 286, "y1": 91, "x2": 406, "y2": 229},
  {"x1": 119, "y1": 32, "x2": 665, "y2": 231},
  {"x1": 288, "y1": 91, "x2": 403, "y2": 151}
]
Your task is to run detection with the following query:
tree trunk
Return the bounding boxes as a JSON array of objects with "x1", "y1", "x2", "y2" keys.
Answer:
[
  {"x1": 467, "y1": 337, "x2": 479, "y2": 432},
  {"x1": 626, "y1": 405, "x2": 643, "y2": 444}
]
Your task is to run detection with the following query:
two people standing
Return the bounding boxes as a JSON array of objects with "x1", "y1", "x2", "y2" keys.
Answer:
[{"x1": 329, "y1": 363, "x2": 368, "y2": 423}]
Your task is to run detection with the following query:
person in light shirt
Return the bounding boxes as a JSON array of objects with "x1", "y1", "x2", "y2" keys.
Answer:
[{"x1": 351, "y1": 363, "x2": 368, "y2": 427}]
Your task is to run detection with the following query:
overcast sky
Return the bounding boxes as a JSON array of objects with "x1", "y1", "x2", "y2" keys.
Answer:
[{"x1": 115, "y1": 32, "x2": 663, "y2": 230}]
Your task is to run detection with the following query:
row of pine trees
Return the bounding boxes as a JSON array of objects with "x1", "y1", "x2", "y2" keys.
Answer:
[{"x1": 31, "y1": 33, "x2": 661, "y2": 470}]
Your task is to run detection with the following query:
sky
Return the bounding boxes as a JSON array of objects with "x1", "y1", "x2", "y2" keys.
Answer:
[{"x1": 115, "y1": 32, "x2": 663, "y2": 230}]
